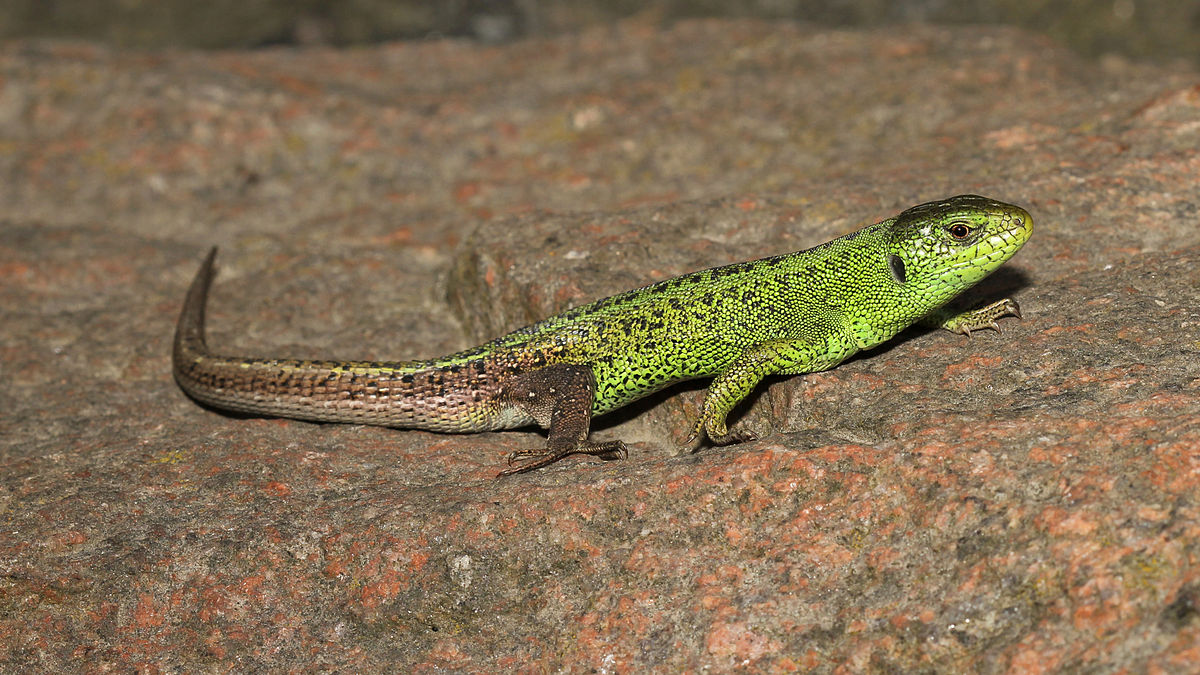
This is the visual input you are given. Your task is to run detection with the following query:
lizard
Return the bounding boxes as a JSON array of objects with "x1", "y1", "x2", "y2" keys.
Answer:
[{"x1": 173, "y1": 194, "x2": 1032, "y2": 476}]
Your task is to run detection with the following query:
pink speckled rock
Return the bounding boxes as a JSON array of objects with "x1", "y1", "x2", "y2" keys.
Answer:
[{"x1": 2, "y1": 19, "x2": 1198, "y2": 672}]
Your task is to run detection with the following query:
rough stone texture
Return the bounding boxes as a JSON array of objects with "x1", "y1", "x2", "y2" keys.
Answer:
[{"x1": 2, "y1": 19, "x2": 1199, "y2": 672}]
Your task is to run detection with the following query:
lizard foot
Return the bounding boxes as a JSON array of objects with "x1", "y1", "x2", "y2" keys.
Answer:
[
  {"x1": 944, "y1": 298, "x2": 1022, "y2": 336},
  {"x1": 707, "y1": 426, "x2": 758, "y2": 446},
  {"x1": 498, "y1": 440, "x2": 628, "y2": 477},
  {"x1": 682, "y1": 420, "x2": 758, "y2": 448}
]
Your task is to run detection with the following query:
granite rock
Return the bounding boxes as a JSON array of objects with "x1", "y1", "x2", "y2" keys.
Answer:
[{"x1": 2, "y1": 20, "x2": 1198, "y2": 672}]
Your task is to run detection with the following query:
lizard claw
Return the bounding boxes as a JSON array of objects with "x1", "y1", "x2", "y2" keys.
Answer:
[
  {"x1": 710, "y1": 427, "x2": 758, "y2": 446},
  {"x1": 680, "y1": 419, "x2": 705, "y2": 449}
]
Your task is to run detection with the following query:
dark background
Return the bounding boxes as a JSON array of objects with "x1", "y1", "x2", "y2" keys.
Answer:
[{"x1": 3, "y1": 0, "x2": 1200, "y2": 66}]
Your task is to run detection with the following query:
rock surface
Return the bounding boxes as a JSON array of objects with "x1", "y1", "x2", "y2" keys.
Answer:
[{"x1": 2, "y1": 20, "x2": 1199, "y2": 672}]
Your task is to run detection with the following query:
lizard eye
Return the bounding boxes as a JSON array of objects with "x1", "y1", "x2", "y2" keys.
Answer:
[{"x1": 947, "y1": 221, "x2": 972, "y2": 240}]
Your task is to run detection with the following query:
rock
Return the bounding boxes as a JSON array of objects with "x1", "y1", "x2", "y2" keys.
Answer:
[{"x1": 2, "y1": 20, "x2": 1198, "y2": 671}]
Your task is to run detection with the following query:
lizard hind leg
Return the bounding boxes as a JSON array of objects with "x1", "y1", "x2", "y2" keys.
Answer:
[{"x1": 496, "y1": 364, "x2": 627, "y2": 476}]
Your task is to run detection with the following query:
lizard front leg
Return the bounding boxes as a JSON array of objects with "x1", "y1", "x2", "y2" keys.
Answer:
[
  {"x1": 924, "y1": 298, "x2": 1022, "y2": 336},
  {"x1": 496, "y1": 364, "x2": 627, "y2": 476}
]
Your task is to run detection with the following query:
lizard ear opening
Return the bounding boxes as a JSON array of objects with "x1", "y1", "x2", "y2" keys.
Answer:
[{"x1": 888, "y1": 254, "x2": 907, "y2": 284}]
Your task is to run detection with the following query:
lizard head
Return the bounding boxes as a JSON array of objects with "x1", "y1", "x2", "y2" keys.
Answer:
[{"x1": 885, "y1": 194, "x2": 1033, "y2": 307}]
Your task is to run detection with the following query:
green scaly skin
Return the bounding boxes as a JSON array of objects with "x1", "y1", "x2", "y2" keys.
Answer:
[{"x1": 173, "y1": 194, "x2": 1032, "y2": 475}]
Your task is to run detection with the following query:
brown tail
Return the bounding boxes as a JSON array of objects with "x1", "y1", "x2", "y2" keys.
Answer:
[{"x1": 172, "y1": 246, "x2": 218, "y2": 376}]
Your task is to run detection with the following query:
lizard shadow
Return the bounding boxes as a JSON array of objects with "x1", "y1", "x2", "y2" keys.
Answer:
[{"x1": 842, "y1": 265, "x2": 1033, "y2": 361}]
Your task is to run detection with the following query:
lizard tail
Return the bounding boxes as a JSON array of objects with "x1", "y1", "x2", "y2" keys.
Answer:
[
  {"x1": 173, "y1": 246, "x2": 219, "y2": 368},
  {"x1": 170, "y1": 248, "x2": 506, "y2": 431}
]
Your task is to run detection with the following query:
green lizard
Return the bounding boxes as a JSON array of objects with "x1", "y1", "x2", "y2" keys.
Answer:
[{"x1": 173, "y1": 194, "x2": 1032, "y2": 475}]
